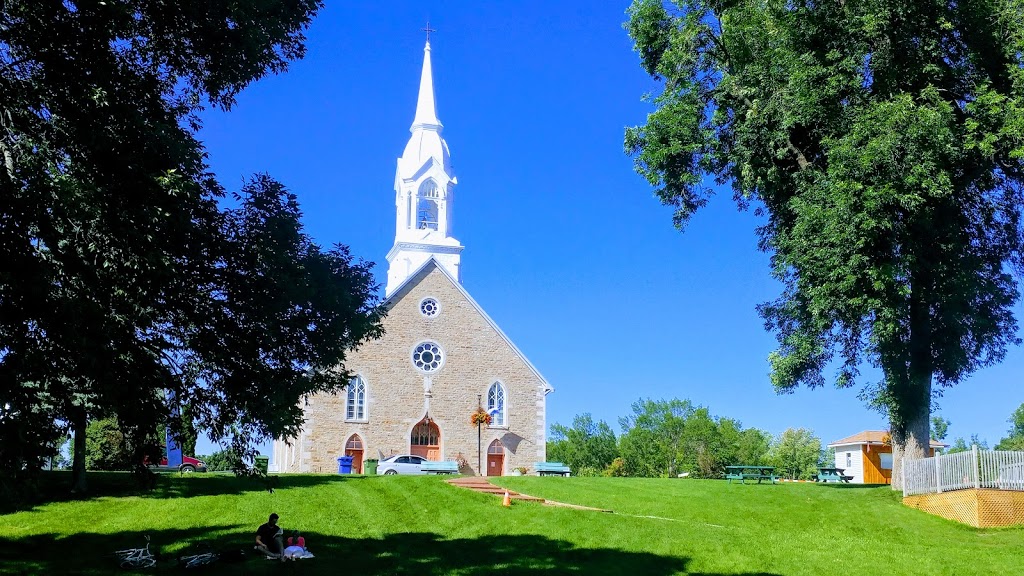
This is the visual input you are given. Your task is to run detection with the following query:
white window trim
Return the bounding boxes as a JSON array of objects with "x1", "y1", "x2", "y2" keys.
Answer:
[
  {"x1": 345, "y1": 375, "x2": 369, "y2": 423},
  {"x1": 486, "y1": 381, "x2": 509, "y2": 430}
]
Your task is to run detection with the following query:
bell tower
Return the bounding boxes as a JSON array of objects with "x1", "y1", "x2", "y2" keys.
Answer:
[{"x1": 385, "y1": 38, "x2": 463, "y2": 296}]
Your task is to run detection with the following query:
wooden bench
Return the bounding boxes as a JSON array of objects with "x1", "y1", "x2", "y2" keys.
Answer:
[
  {"x1": 534, "y1": 462, "x2": 571, "y2": 477},
  {"x1": 421, "y1": 460, "x2": 459, "y2": 475},
  {"x1": 725, "y1": 465, "x2": 778, "y2": 484}
]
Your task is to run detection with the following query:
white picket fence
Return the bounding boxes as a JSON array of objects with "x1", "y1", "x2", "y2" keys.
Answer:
[{"x1": 903, "y1": 446, "x2": 1024, "y2": 496}]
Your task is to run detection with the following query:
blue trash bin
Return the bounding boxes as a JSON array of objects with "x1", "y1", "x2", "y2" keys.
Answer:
[{"x1": 337, "y1": 456, "x2": 354, "y2": 474}]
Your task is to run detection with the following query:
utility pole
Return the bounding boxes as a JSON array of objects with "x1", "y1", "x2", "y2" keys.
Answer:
[{"x1": 476, "y1": 394, "x2": 483, "y2": 476}]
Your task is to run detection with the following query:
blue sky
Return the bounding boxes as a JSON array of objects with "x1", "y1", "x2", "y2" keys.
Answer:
[{"x1": 193, "y1": 1, "x2": 1022, "y2": 457}]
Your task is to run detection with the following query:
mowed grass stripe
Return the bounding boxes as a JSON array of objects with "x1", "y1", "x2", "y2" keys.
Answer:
[
  {"x1": 0, "y1": 473, "x2": 1020, "y2": 575},
  {"x1": 494, "y1": 476, "x2": 1023, "y2": 573}
]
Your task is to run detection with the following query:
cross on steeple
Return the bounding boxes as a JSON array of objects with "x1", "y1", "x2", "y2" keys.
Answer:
[{"x1": 422, "y1": 21, "x2": 436, "y2": 42}]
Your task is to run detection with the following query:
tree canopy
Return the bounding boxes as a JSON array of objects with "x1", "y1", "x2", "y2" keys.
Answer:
[
  {"x1": 546, "y1": 413, "x2": 619, "y2": 476},
  {"x1": 0, "y1": 0, "x2": 383, "y2": 495},
  {"x1": 625, "y1": 0, "x2": 1024, "y2": 483},
  {"x1": 995, "y1": 402, "x2": 1024, "y2": 450},
  {"x1": 930, "y1": 416, "x2": 951, "y2": 442},
  {"x1": 767, "y1": 427, "x2": 824, "y2": 480},
  {"x1": 616, "y1": 398, "x2": 773, "y2": 477}
]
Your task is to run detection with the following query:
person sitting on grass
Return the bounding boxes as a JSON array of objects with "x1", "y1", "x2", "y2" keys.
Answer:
[
  {"x1": 255, "y1": 513, "x2": 285, "y2": 561},
  {"x1": 283, "y1": 531, "x2": 307, "y2": 560}
]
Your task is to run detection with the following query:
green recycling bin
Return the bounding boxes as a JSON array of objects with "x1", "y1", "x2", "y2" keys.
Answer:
[
  {"x1": 254, "y1": 455, "x2": 269, "y2": 475},
  {"x1": 364, "y1": 459, "x2": 379, "y2": 475}
]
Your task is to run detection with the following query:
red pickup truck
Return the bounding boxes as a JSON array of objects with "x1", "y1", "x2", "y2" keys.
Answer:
[{"x1": 144, "y1": 453, "x2": 208, "y2": 473}]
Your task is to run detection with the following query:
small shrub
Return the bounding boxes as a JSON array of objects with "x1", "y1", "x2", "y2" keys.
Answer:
[{"x1": 603, "y1": 457, "x2": 628, "y2": 477}]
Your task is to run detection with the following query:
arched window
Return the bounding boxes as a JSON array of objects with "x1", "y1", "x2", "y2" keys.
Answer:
[
  {"x1": 411, "y1": 420, "x2": 440, "y2": 446},
  {"x1": 345, "y1": 435, "x2": 363, "y2": 451},
  {"x1": 487, "y1": 382, "x2": 506, "y2": 427},
  {"x1": 417, "y1": 180, "x2": 440, "y2": 231},
  {"x1": 346, "y1": 376, "x2": 366, "y2": 421}
]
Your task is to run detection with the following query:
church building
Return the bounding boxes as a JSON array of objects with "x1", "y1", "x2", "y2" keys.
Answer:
[{"x1": 271, "y1": 39, "x2": 552, "y2": 476}]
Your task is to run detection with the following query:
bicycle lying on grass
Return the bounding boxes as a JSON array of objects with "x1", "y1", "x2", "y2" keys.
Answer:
[
  {"x1": 113, "y1": 535, "x2": 157, "y2": 569},
  {"x1": 178, "y1": 544, "x2": 220, "y2": 569},
  {"x1": 111, "y1": 537, "x2": 248, "y2": 570}
]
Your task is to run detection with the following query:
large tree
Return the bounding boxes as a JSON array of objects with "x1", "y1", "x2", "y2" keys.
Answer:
[
  {"x1": 625, "y1": 0, "x2": 1024, "y2": 485},
  {"x1": 767, "y1": 427, "x2": 823, "y2": 481},
  {"x1": 619, "y1": 398, "x2": 693, "y2": 477},
  {"x1": 0, "y1": 1, "x2": 383, "y2": 494},
  {"x1": 547, "y1": 413, "x2": 619, "y2": 476}
]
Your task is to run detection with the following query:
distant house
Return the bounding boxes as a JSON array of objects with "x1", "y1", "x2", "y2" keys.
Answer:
[{"x1": 828, "y1": 431, "x2": 947, "y2": 484}]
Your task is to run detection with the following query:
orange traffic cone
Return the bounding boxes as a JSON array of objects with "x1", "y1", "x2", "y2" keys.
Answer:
[{"x1": 502, "y1": 490, "x2": 511, "y2": 507}]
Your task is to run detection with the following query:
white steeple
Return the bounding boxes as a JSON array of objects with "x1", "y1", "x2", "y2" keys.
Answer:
[
  {"x1": 411, "y1": 40, "x2": 442, "y2": 131},
  {"x1": 386, "y1": 39, "x2": 463, "y2": 297}
]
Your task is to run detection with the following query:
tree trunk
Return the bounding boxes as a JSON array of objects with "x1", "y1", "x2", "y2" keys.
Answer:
[
  {"x1": 71, "y1": 411, "x2": 88, "y2": 494},
  {"x1": 891, "y1": 273, "x2": 934, "y2": 490},
  {"x1": 891, "y1": 401, "x2": 930, "y2": 490}
]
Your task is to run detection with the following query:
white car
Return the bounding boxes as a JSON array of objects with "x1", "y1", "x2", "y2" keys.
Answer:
[{"x1": 377, "y1": 454, "x2": 428, "y2": 475}]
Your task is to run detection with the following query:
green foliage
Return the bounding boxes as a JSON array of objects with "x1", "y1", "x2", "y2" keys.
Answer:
[
  {"x1": 735, "y1": 427, "x2": 773, "y2": 467},
  {"x1": 930, "y1": 416, "x2": 951, "y2": 442},
  {"x1": 0, "y1": 400, "x2": 66, "y2": 502},
  {"x1": 617, "y1": 398, "x2": 772, "y2": 478},
  {"x1": 946, "y1": 435, "x2": 989, "y2": 454},
  {"x1": 547, "y1": 413, "x2": 618, "y2": 476},
  {"x1": 0, "y1": 0, "x2": 385, "y2": 493},
  {"x1": 84, "y1": 417, "x2": 132, "y2": 471},
  {"x1": 198, "y1": 449, "x2": 244, "y2": 473},
  {"x1": 819, "y1": 447, "x2": 836, "y2": 469},
  {"x1": 1005, "y1": 403, "x2": 1024, "y2": 438},
  {"x1": 995, "y1": 403, "x2": 1024, "y2": 450},
  {"x1": 768, "y1": 428, "x2": 823, "y2": 480},
  {"x1": 619, "y1": 398, "x2": 693, "y2": 477},
  {"x1": 995, "y1": 435, "x2": 1024, "y2": 451},
  {"x1": 602, "y1": 457, "x2": 628, "y2": 477},
  {"x1": 625, "y1": 0, "x2": 1024, "y2": 467}
]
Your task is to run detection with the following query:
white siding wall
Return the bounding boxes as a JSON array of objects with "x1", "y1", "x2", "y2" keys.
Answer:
[{"x1": 833, "y1": 444, "x2": 864, "y2": 483}]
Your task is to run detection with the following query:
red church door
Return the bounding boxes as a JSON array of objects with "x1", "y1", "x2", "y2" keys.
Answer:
[
  {"x1": 345, "y1": 434, "x2": 364, "y2": 474},
  {"x1": 486, "y1": 440, "x2": 505, "y2": 476}
]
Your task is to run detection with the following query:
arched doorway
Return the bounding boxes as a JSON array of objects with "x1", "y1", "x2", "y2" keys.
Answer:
[
  {"x1": 411, "y1": 419, "x2": 440, "y2": 461},
  {"x1": 486, "y1": 440, "x2": 505, "y2": 477},
  {"x1": 345, "y1": 434, "x2": 364, "y2": 474}
]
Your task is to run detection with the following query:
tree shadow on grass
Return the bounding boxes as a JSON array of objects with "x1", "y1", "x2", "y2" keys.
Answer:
[
  {"x1": 0, "y1": 526, "x2": 781, "y2": 576},
  {"x1": 4, "y1": 471, "x2": 365, "y2": 513}
]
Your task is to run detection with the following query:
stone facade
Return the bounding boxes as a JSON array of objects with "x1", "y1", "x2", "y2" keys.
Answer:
[
  {"x1": 272, "y1": 41, "x2": 551, "y2": 475},
  {"x1": 272, "y1": 260, "x2": 550, "y2": 475}
]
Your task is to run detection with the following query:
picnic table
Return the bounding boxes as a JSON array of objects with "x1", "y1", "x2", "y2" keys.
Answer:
[
  {"x1": 816, "y1": 467, "x2": 852, "y2": 483},
  {"x1": 725, "y1": 465, "x2": 778, "y2": 484}
]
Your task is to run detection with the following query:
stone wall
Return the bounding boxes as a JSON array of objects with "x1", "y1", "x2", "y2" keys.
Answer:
[{"x1": 275, "y1": 263, "x2": 548, "y2": 476}]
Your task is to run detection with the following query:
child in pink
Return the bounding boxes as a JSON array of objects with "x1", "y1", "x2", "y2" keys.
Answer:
[{"x1": 283, "y1": 532, "x2": 306, "y2": 560}]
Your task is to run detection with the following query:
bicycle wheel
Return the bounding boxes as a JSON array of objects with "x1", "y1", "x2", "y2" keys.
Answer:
[
  {"x1": 184, "y1": 553, "x2": 218, "y2": 569},
  {"x1": 120, "y1": 556, "x2": 156, "y2": 569}
]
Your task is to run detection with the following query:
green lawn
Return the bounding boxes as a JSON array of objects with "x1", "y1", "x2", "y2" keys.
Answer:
[{"x1": 0, "y1": 473, "x2": 1020, "y2": 575}]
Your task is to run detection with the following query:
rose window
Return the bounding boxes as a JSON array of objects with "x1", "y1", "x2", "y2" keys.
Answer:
[
  {"x1": 412, "y1": 342, "x2": 443, "y2": 372},
  {"x1": 420, "y1": 298, "x2": 439, "y2": 317}
]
